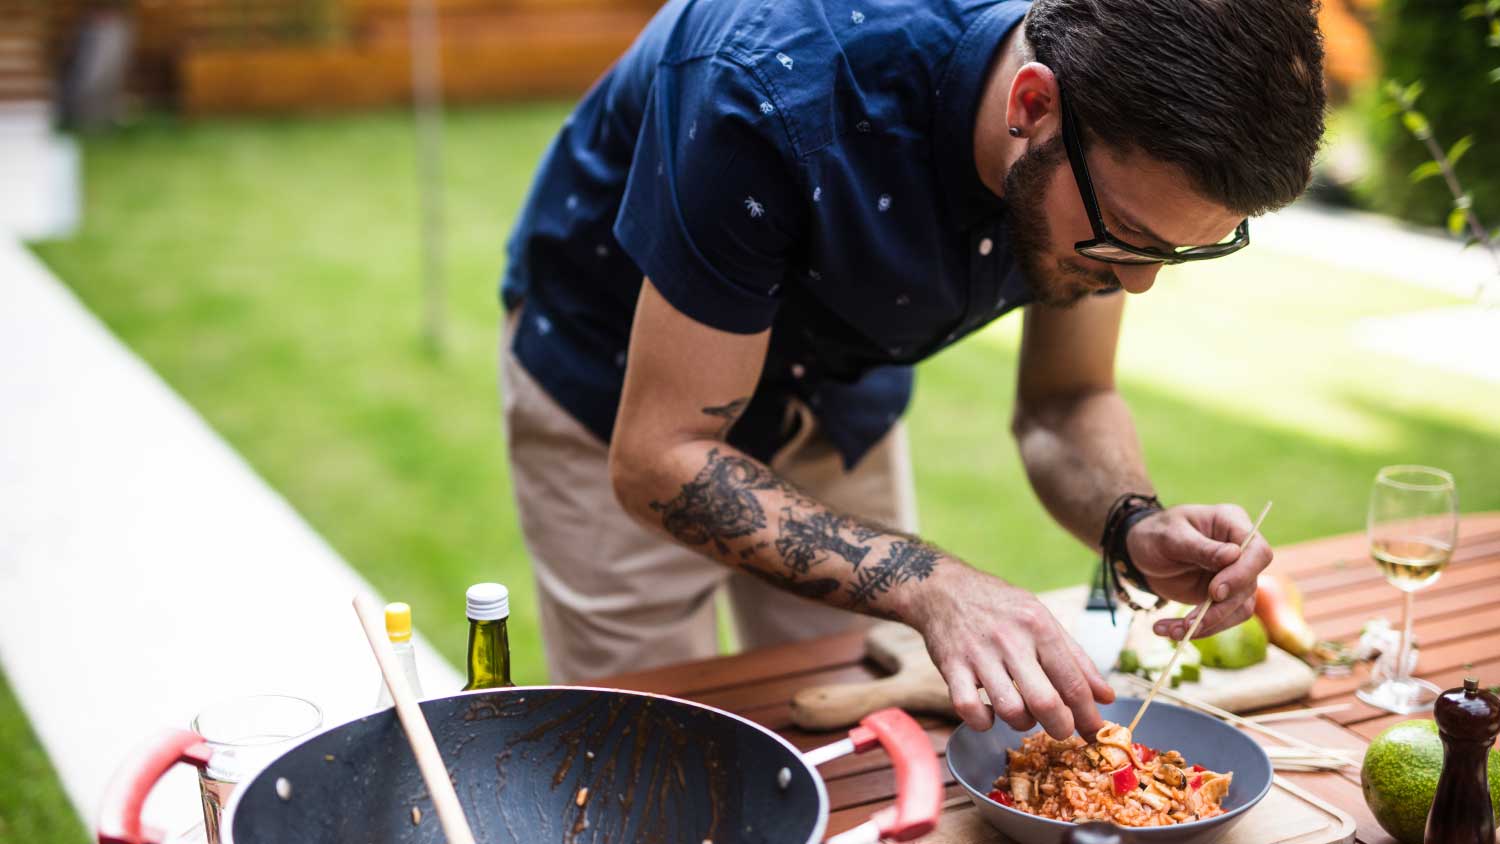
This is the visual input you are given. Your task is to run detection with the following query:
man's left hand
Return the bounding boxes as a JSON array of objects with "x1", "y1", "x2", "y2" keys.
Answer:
[{"x1": 1122, "y1": 504, "x2": 1274, "y2": 640}]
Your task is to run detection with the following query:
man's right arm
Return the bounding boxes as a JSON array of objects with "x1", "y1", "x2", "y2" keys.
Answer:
[{"x1": 609, "y1": 279, "x2": 1114, "y2": 738}]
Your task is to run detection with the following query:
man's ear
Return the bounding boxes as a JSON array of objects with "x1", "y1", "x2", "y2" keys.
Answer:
[{"x1": 1006, "y1": 62, "x2": 1060, "y2": 139}]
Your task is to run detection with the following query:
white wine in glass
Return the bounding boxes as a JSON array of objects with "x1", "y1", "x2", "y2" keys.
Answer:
[{"x1": 1357, "y1": 465, "x2": 1458, "y2": 715}]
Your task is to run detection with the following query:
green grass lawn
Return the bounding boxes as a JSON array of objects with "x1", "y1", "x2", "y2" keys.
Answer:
[{"x1": 8, "y1": 104, "x2": 1500, "y2": 840}]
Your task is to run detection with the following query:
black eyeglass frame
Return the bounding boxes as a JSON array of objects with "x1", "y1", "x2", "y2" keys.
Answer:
[{"x1": 1058, "y1": 89, "x2": 1250, "y2": 266}]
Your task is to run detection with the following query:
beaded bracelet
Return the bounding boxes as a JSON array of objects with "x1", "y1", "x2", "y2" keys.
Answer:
[{"x1": 1098, "y1": 492, "x2": 1168, "y2": 617}]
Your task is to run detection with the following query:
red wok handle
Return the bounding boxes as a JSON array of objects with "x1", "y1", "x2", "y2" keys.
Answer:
[
  {"x1": 98, "y1": 728, "x2": 212, "y2": 844},
  {"x1": 846, "y1": 708, "x2": 942, "y2": 841}
]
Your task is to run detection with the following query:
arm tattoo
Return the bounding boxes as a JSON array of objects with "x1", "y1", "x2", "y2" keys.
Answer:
[
  {"x1": 848, "y1": 540, "x2": 940, "y2": 608},
  {"x1": 701, "y1": 397, "x2": 750, "y2": 440},
  {"x1": 650, "y1": 447, "x2": 784, "y2": 553},
  {"x1": 775, "y1": 508, "x2": 871, "y2": 574},
  {"x1": 738, "y1": 565, "x2": 842, "y2": 600}
]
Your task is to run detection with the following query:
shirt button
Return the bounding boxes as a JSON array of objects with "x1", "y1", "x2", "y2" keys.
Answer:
[
  {"x1": 791, "y1": 363, "x2": 806, "y2": 379},
  {"x1": 978, "y1": 237, "x2": 994, "y2": 256}
]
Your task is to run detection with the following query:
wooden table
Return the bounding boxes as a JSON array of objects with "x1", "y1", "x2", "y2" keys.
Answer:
[{"x1": 595, "y1": 513, "x2": 1500, "y2": 843}]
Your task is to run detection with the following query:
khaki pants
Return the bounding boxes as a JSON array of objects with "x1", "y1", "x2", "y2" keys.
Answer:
[{"x1": 500, "y1": 333, "x2": 919, "y2": 683}]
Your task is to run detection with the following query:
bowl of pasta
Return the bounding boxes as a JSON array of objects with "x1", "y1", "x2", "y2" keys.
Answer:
[{"x1": 946, "y1": 696, "x2": 1273, "y2": 843}]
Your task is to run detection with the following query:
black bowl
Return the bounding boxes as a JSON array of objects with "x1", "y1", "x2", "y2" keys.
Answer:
[{"x1": 946, "y1": 697, "x2": 1273, "y2": 843}]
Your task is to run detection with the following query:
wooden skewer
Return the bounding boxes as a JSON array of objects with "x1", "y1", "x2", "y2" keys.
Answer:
[
  {"x1": 1116, "y1": 673, "x2": 1351, "y2": 758},
  {"x1": 354, "y1": 594, "x2": 477, "y2": 844},
  {"x1": 1127, "y1": 501, "x2": 1273, "y2": 734},
  {"x1": 1245, "y1": 703, "x2": 1353, "y2": 723}
]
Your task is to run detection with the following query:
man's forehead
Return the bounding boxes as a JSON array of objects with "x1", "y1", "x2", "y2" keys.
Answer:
[{"x1": 1089, "y1": 143, "x2": 1242, "y2": 247}]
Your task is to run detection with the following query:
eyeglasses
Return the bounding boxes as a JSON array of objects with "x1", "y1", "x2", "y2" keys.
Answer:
[{"x1": 1059, "y1": 89, "x2": 1250, "y2": 266}]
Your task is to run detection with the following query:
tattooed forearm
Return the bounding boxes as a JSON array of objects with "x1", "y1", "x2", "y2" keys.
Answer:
[
  {"x1": 650, "y1": 447, "x2": 799, "y2": 552},
  {"x1": 645, "y1": 443, "x2": 943, "y2": 620},
  {"x1": 848, "y1": 540, "x2": 941, "y2": 608},
  {"x1": 738, "y1": 565, "x2": 842, "y2": 600},
  {"x1": 701, "y1": 397, "x2": 750, "y2": 440},
  {"x1": 775, "y1": 508, "x2": 871, "y2": 573}
]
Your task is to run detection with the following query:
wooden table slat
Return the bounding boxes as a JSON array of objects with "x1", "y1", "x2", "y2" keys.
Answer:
[
  {"x1": 1268, "y1": 515, "x2": 1500, "y2": 578},
  {"x1": 1308, "y1": 625, "x2": 1500, "y2": 700},
  {"x1": 1294, "y1": 533, "x2": 1500, "y2": 597},
  {"x1": 1301, "y1": 556, "x2": 1500, "y2": 622},
  {"x1": 597, "y1": 629, "x2": 866, "y2": 697},
  {"x1": 824, "y1": 785, "x2": 972, "y2": 836},
  {"x1": 1310, "y1": 576, "x2": 1500, "y2": 641},
  {"x1": 1322, "y1": 654, "x2": 1500, "y2": 727},
  {"x1": 694, "y1": 663, "x2": 878, "y2": 715}
]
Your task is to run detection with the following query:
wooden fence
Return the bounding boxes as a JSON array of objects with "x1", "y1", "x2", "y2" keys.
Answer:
[{"x1": 15, "y1": 0, "x2": 1376, "y2": 115}]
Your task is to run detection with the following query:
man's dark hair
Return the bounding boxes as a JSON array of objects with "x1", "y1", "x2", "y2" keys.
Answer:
[{"x1": 1024, "y1": 0, "x2": 1327, "y2": 217}]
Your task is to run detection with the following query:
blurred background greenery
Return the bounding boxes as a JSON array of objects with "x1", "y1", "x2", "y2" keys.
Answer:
[{"x1": 3, "y1": 0, "x2": 1498, "y2": 839}]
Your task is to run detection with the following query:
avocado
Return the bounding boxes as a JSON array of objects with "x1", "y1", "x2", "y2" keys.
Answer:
[{"x1": 1361, "y1": 719, "x2": 1500, "y2": 844}]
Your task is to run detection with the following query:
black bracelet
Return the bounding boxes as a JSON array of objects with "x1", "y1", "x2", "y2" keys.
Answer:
[{"x1": 1099, "y1": 492, "x2": 1167, "y2": 614}]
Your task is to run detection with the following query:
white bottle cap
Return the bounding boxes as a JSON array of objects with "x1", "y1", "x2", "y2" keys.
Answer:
[{"x1": 466, "y1": 582, "x2": 509, "y2": 621}]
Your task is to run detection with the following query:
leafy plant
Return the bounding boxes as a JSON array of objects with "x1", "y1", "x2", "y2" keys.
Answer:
[{"x1": 1379, "y1": 1, "x2": 1500, "y2": 302}]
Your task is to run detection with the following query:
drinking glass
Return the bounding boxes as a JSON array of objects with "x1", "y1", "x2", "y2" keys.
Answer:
[
  {"x1": 190, "y1": 694, "x2": 322, "y2": 844},
  {"x1": 1357, "y1": 465, "x2": 1458, "y2": 714}
]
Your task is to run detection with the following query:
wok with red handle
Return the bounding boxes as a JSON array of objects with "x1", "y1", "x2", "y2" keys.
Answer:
[{"x1": 99, "y1": 687, "x2": 942, "y2": 844}]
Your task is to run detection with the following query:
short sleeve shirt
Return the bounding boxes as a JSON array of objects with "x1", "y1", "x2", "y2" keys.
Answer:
[{"x1": 502, "y1": 0, "x2": 1035, "y2": 468}]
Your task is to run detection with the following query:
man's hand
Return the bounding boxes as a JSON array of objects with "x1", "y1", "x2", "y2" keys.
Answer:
[
  {"x1": 907, "y1": 565, "x2": 1115, "y2": 740},
  {"x1": 1124, "y1": 504, "x2": 1274, "y2": 641}
]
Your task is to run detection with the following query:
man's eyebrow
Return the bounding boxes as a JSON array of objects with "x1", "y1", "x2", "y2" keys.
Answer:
[{"x1": 1112, "y1": 207, "x2": 1175, "y2": 248}]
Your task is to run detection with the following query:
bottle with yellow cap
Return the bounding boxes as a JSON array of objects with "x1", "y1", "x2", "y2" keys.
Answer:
[{"x1": 374, "y1": 602, "x2": 424, "y2": 709}]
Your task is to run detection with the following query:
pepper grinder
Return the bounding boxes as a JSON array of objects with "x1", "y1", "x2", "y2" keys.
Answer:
[
  {"x1": 1063, "y1": 821, "x2": 1124, "y2": 844},
  {"x1": 1425, "y1": 677, "x2": 1500, "y2": 844}
]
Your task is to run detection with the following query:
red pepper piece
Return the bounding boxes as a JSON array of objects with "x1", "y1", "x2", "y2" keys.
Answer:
[
  {"x1": 1190, "y1": 775, "x2": 1203, "y2": 791},
  {"x1": 1112, "y1": 765, "x2": 1139, "y2": 796},
  {"x1": 987, "y1": 788, "x2": 1014, "y2": 807},
  {"x1": 1191, "y1": 764, "x2": 1205, "y2": 772},
  {"x1": 1132, "y1": 742, "x2": 1157, "y2": 763}
]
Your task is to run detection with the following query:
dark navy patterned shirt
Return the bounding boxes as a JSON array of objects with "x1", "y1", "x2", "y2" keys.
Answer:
[{"x1": 502, "y1": 0, "x2": 1035, "y2": 468}]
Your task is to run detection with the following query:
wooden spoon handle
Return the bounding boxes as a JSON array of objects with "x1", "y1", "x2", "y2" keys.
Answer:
[{"x1": 354, "y1": 594, "x2": 477, "y2": 844}]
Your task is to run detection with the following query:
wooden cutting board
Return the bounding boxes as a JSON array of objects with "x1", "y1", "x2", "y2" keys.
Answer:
[
  {"x1": 791, "y1": 586, "x2": 1317, "y2": 730},
  {"x1": 917, "y1": 776, "x2": 1356, "y2": 844}
]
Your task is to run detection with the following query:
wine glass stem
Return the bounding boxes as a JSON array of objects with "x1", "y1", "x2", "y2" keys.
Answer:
[{"x1": 1396, "y1": 589, "x2": 1415, "y2": 684}]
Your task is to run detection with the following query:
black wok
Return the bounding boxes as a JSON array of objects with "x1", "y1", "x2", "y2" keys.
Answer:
[{"x1": 99, "y1": 686, "x2": 942, "y2": 844}]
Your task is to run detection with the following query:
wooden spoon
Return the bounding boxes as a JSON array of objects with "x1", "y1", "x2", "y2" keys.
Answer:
[{"x1": 354, "y1": 593, "x2": 477, "y2": 844}]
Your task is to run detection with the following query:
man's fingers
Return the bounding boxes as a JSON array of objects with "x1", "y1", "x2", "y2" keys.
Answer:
[
  {"x1": 1065, "y1": 635, "x2": 1116, "y2": 706},
  {"x1": 1207, "y1": 534, "x2": 1274, "y2": 604},
  {"x1": 976, "y1": 662, "x2": 1033, "y2": 732},
  {"x1": 942, "y1": 662, "x2": 993, "y2": 732},
  {"x1": 1168, "y1": 521, "x2": 1241, "y2": 573},
  {"x1": 1036, "y1": 635, "x2": 1106, "y2": 739},
  {"x1": 1193, "y1": 593, "x2": 1259, "y2": 639},
  {"x1": 1008, "y1": 652, "x2": 1077, "y2": 740}
]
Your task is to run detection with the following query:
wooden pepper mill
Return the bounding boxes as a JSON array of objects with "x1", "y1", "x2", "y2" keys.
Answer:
[
  {"x1": 1425, "y1": 677, "x2": 1500, "y2": 844},
  {"x1": 1062, "y1": 821, "x2": 1124, "y2": 844}
]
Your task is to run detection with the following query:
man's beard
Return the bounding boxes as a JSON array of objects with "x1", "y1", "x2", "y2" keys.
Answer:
[{"x1": 1002, "y1": 135, "x2": 1121, "y2": 308}]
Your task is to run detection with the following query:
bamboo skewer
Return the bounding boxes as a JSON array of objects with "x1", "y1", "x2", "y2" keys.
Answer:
[
  {"x1": 1127, "y1": 501, "x2": 1273, "y2": 734},
  {"x1": 1245, "y1": 703, "x2": 1352, "y2": 723},
  {"x1": 1116, "y1": 674, "x2": 1361, "y2": 760},
  {"x1": 354, "y1": 594, "x2": 477, "y2": 844}
]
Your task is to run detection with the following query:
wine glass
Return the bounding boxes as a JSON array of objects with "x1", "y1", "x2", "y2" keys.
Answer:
[{"x1": 1357, "y1": 465, "x2": 1458, "y2": 714}]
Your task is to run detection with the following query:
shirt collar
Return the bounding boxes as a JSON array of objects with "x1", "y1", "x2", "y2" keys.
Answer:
[{"x1": 933, "y1": 1, "x2": 1031, "y2": 231}]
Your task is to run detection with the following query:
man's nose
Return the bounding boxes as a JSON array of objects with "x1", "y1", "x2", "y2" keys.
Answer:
[{"x1": 1114, "y1": 263, "x2": 1162, "y2": 295}]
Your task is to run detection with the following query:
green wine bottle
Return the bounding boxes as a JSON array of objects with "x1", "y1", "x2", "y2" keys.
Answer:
[{"x1": 462, "y1": 582, "x2": 513, "y2": 690}]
